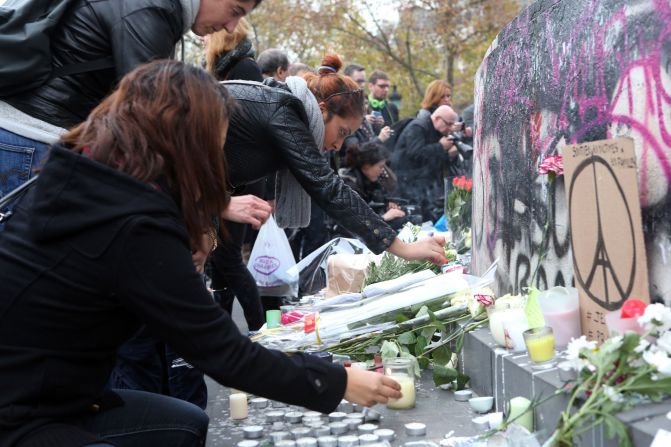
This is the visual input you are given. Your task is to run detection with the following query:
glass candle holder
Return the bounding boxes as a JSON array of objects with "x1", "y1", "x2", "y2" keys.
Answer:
[
  {"x1": 487, "y1": 302, "x2": 528, "y2": 348},
  {"x1": 266, "y1": 309, "x2": 281, "y2": 328},
  {"x1": 383, "y1": 357, "x2": 415, "y2": 409},
  {"x1": 523, "y1": 326, "x2": 556, "y2": 369}
]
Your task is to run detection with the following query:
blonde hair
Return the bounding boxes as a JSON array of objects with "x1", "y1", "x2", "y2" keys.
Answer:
[
  {"x1": 205, "y1": 18, "x2": 253, "y2": 75},
  {"x1": 421, "y1": 80, "x2": 452, "y2": 110}
]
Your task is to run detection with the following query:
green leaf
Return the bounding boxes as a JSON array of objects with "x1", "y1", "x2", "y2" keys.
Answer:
[
  {"x1": 397, "y1": 331, "x2": 417, "y2": 345},
  {"x1": 395, "y1": 314, "x2": 409, "y2": 324},
  {"x1": 432, "y1": 345, "x2": 453, "y2": 366},
  {"x1": 415, "y1": 335, "x2": 428, "y2": 356},
  {"x1": 432, "y1": 364, "x2": 458, "y2": 386},
  {"x1": 455, "y1": 371, "x2": 470, "y2": 390},
  {"x1": 380, "y1": 340, "x2": 399, "y2": 359},
  {"x1": 417, "y1": 356, "x2": 430, "y2": 369},
  {"x1": 625, "y1": 376, "x2": 671, "y2": 396}
]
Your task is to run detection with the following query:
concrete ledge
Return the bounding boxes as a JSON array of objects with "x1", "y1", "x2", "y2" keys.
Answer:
[{"x1": 462, "y1": 328, "x2": 671, "y2": 446}]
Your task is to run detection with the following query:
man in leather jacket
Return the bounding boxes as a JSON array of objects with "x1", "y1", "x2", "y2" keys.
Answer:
[{"x1": 0, "y1": 0, "x2": 261, "y2": 199}]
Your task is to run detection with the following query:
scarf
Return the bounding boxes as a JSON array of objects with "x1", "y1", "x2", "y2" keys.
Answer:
[
  {"x1": 213, "y1": 39, "x2": 256, "y2": 80},
  {"x1": 179, "y1": 0, "x2": 200, "y2": 34},
  {"x1": 368, "y1": 94, "x2": 386, "y2": 110},
  {"x1": 274, "y1": 76, "x2": 325, "y2": 229}
]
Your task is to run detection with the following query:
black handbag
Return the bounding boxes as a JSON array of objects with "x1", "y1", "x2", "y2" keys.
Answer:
[{"x1": 0, "y1": 175, "x2": 38, "y2": 223}]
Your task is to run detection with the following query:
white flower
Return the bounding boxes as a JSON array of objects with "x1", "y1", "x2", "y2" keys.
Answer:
[
  {"x1": 638, "y1": 303, "x2": 671, "y2": 334},
  {"x1": 565, "y1": 336, "x2": 597, "y2": 371},
  {"x1": 656, "y1": 331, "x2": 671, "y2": 355},
  {"x1": 634, "y1": 338, "x2": 651, "y2": 354},
  {"x1": 642, "y1": 347, "x2": 671, "y2": 379},
  {"x1": 601, "y1": 335, "x2": 623, "y2": 354},
  {"x1": 603, "y1": 385, "x2": 625, "y2": 403}
]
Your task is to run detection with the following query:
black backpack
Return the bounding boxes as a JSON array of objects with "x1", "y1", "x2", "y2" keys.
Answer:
[
  {"x1": 383, "y1": 117, "x2": 414, "y2": 153},
  {"x1": 0, "y1": 0, "x2": 113, "y2": 97}
]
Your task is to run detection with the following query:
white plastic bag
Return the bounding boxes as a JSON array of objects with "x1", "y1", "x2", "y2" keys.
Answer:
[{"x1": 247, "y1": 215, "x2": 298, "y2": 297}]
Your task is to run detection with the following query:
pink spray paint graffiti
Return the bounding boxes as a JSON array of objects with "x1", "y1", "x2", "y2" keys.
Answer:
[{"x1": 472, "y1": 0, "x2": 671, "y2": 305}]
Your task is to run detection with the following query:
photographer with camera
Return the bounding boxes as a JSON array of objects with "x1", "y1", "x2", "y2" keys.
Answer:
[{"x1": 391, "y1": 105, "x2": 462, "y2": 222}]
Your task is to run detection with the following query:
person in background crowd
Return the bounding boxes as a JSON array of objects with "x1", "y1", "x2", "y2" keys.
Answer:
[
  {"x1": 343, "y1": 63, "x2": 366, "y2": 87},
  {"x1": 205, "y1": 18, "x2": 262, "y2": 82},
  {"x1": 288, "y1": 62, "x2": 313, "y2": 77},
  {"x1": 367, "y1": 69, "x2": 399, "y2": 135},
  {"x1": 257, "y1": 48, "x2": 290, "y2": 81},
  {"x1": 0, "y1": 0, "x2": 262, "y2": 202},
  {"x1": 391, "y1": 105, "x2": 460, "y2": 222},
  {"x1": 417, "y1": 80, "x2": 453, "y2": 120},
  {"x1": 0, "y1": 60, "x2": 403, "y2": 447},
  {"x1": 339, "y1": 141, "x2": 407, "y2": 229}
]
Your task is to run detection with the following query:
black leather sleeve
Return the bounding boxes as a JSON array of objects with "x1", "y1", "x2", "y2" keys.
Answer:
[
  {"x1": 107, "y1": 2, "x2": 183, "y2": 78},
  {"x1": 269, "y1": 97, "x2": 396, "y2": 254}
]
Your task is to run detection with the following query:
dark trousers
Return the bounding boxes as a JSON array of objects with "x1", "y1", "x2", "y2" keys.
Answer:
[
  {"x1": 108, "y1": 328, "x2": 208, "y2": 410},
  {"x1": 80, "y1": 389, "x2": 208, "y2": 446}
]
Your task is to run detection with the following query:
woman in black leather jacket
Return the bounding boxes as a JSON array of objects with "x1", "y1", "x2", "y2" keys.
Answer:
[{"x1": 220, "y1": 54, "x2": 448, "y2": 263}]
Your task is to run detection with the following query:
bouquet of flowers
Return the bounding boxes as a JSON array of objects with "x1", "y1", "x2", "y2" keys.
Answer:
[
  {"x1": 445, "y1": 176, "x2": 472, "y2": 250},
  {"x1": 546, "y1": 303, "x2": 671, "y2": 447}
]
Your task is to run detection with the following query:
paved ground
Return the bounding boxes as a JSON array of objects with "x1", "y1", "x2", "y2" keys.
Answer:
[{"x1": 204, "y1": 302, "x2": 480, "y2": 446}]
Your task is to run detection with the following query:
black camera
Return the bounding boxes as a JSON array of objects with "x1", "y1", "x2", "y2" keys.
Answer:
[{"x1": 448, "y1": 131, "x2": 473, "y2": 158}]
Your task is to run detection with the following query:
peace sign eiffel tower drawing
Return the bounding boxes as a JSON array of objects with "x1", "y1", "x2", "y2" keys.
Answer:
[{"x1": 569, "y1": 155, "x2": 636, "y2": 311}]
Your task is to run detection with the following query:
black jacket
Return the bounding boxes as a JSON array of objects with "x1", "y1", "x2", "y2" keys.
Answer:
[
  {"x1": 223, "y1": 81, "x2": 396, "y2": 254},
  {"x1": 367, "y1": 101, "x2": 399, "y2": 135},
  {"x1": 5, "y1": 0, "x2": 184, "y2": 129},
  {"x1": 0, "y1": 147, "x2": 347, "y2": 446},
  {"x1": 390, "y1": 114, "x2": 450, "y2": 202}
]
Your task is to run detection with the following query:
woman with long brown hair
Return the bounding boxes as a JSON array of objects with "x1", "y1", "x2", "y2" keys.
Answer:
[
  {"x1": 418, "y1": 79, "x2": 453, "y2": 120},
  {"x1": 0, "y1": 60, "x2": 401, "y2": 447}
]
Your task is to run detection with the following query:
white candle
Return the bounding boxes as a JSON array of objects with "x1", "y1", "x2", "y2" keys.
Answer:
[
  {"x1": 507, "y1": 396, "x2": 533, "y2": 431},
  {"x1": 230, "y1": 392, "x2": 248, "y2": 420},
  {"x1": 386, "y1": 374, "x2": 416, "y2": 409}
]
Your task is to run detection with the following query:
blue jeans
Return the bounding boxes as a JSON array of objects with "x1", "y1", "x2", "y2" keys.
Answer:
[
  {"x1": 80, "y1": 389, "x2": 208, "y2": 446},
  {"x1": 0, "y1": 127, "x2": 49, "y2": 198}
]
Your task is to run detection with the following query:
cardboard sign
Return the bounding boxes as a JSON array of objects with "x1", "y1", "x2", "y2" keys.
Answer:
[{"x1": 560, "y1": 137, "x2": 649, "y2": 342}]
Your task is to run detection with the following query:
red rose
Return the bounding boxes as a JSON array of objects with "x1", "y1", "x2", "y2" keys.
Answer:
[{"x1": 538, "y1": 154, "x2": 564, "y2": 176}]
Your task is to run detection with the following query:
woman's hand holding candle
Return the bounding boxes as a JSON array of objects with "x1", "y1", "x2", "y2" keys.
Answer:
[{"x1": 343, "y1": 368, "x2": 402, "y2": 407}]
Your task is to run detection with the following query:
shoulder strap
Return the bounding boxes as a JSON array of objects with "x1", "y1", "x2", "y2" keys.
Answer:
[
  {"x1": 0, "y1": 175, "x2": 39, "y2": 223},
  {"x1": 52, "y1": 57, "x2": 115, "y2": 77}
]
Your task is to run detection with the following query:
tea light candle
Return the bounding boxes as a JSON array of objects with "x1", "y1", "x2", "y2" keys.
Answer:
[
  {"x1": 304, "y1": 411, "x2": 323, "y2": 419},
  {"x1": 266, "y1": 410, "x2": 285, "y2": 422},
  {"x1": 405, "y1": 422, "x2": 426, "y2": 436},
  {"x1": 242, "y1": 425, "x2": 263, "y2": 439},
  {"x1": 285, "y1": 411, "x2": 304, "y2": 423},
  {"x1": 357, "y1": 423, "x2": 377, "y2": 434},
  {"x1": 508, "y1": 397, "x2": 533, "y2": 432},
  {"x1": 270, "y1": 432, "x2": 292, "y2": 443},
  {"x1": 337, "y1": 400, "x2": 353, "y2": 413},
  {"x1": 291, "y1": 427, "x2": 312, "y2": 439},
  {"x1": 363, "y1": 408, "x2": 381, "y2": 422},
  {"x1": 328, "y1": 412, "x2": 347, "y2": 422},
  {"x1": 229, "y1": 393, "x2": 248, "y2": 420},
  {"x1": 237, "y1": 441, "x2": 259, "y2": 447},
  {"x1": 275, "y1": 441, "x2": 296, "y2": 447},
  {"x1": 249, "y1": 397, "x2": 268, "y2": 409},
  {"x1": 386, "y1": 373, "x2": 416, "y2": 409},
  {"x1": 313, "y1": 426, "x2": 331, "y2": 437},
  {"x1": 336, "y1": 435, "x2": 358, "y2": 447},
  {"x1": 328, "y1": 422, "x2": 348, "y2": 435},
  {"x1": 344, "y1": 418, "x2": 360, "y2": 431},
  {"x1": 295, "y1": 437, "x2": 318, "y2": 447},
  {"x1": 316, "y1": 436, "x2": 337, "y2": 447},
  {"x1": 374, "y1": 428, "x2": 395, "y2": 441},
  {"x1": 358, "y1": 433, "x2": 379, "y2": 444}
]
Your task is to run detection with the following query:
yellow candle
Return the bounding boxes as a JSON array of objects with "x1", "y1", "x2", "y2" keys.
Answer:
[
  {"x1": 229, "y1": 393, "x2": 248, "y2": 420},
  {"x1": 526, "y1": 334, "x2": 555, "y2": 362},
  {"x1": 386, "y1": 374, "x2": 416, "y2": 409}
]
